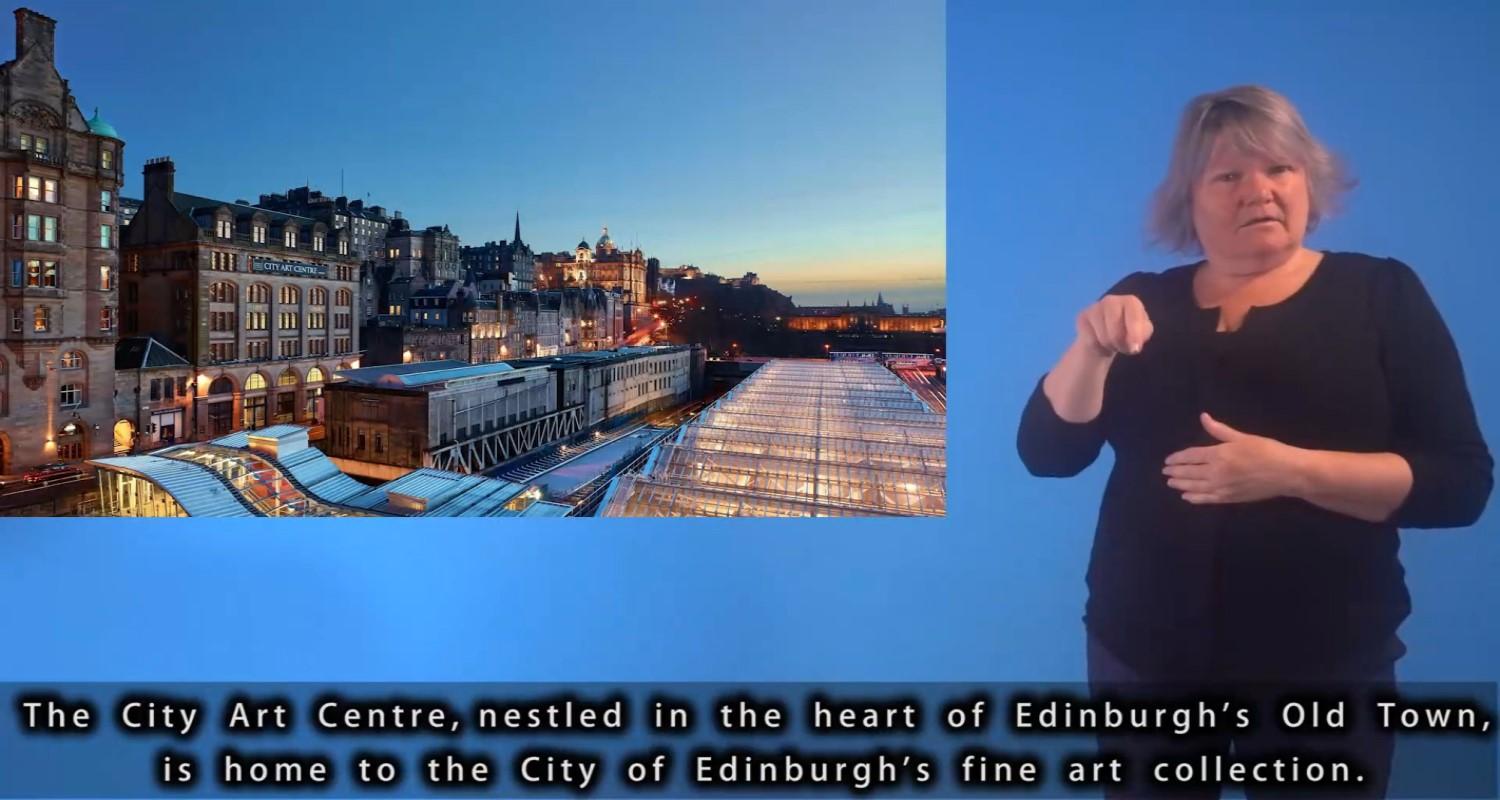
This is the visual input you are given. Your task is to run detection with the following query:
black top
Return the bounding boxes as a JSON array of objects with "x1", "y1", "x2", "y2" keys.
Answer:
[{"x1": 1017, "y1": 252, "x2": 1493, "y2": 682}]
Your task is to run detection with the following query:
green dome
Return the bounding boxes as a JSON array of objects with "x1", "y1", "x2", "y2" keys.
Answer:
[{"x1": 86, "y1": 107, "x2": 118, "y2": 139}]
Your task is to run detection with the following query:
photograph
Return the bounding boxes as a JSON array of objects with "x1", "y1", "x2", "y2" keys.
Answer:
[{"x1": 0, "y1": 1, "x2": 946, "y2": 518}]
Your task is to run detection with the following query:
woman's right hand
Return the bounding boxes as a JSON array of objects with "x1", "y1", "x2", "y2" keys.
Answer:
[{"x1": 1075, "y1": 294, "x2": 1154, "y2": 358}]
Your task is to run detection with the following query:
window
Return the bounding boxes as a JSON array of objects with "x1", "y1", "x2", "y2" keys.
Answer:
[
  {"x1": 279, "y1": 339, "x2": 301, "y2": 358},
  {"x1": 283, "y1": 229, "x2": 297, "y2": 248},
  {"x1": 310, "y1": 287, "x2": 327, "y2": 305},
  {"x1": 59, "y1": 383, "x2": 81, "y2": 407},
  {"x1": 247, "y1": 284, "x2": 270, "y2": 304},
  {"x1": 33, "y1": 305, "x2": 50, "y2": 332},
  {"x1": 245, "y1": 373, "x2": 267, "y2": 391},
  {"x1": 246, "y1": 340, "x2": 269, "y2": 360},
  {"x1": 8, "y1": 260, "x2": 19, "y2": 287},
  {"x1": 149, "y1": 378, "x2": 161, "y2": 401},
  {"x1": 60, "y1": 351, "x2": 83, "y2": 369},
  {"x1": 216, "y1": 219, "x2": 232, "y2": 239},
  {"x1": 278, "y1": 369, "x2": 298, "y2": 387},
  {"x1": 306, "y1": 367, "x2": 325, "y2": 383},
  {"x1": 18, "y1": 134, "x2": 48, "y2": 155},
  {"x1": 209, "y1": 341, "x2": 237, "y2": 363},
  {"x1": 17, "y1": 133, "x2": 27, "y2": 151},
  {"x1": 313, "y1": 235, "x2": 324, "y2": 253},
  {"x1": 98, "y1": 266, "x2": 113, "y2": 291},
  {"x1": 279, "y1": 286, "x2": 300, "y2": 305},
  {"x1": 338, "y1": 239, "x2": 348, "y2": 256},
  {"x1": 335, "y1": 289, "x2": 352, "y2": 306},
  {"x1": 308, "y1": 312, "x2": 325, "y2": 329},
  {"x1": 100, "y1": 148, "x2": 113, "y2": 170},
  {"x1": 99, "y1": 224, "x2": 111, "y2": 248},
  {"x1": 9, "y1": 307, "x2": 20, "y2": 332},
  {"x1": 99, "y1": 307, "x2": 113, "y2": 331},
  {"x1": 210, "y1": 282, "x2": 236, "y2": 303},
  {"x1": 278, "y1": 311, "x2": 300, "y2": 330},
  {"x1": 252, "y1": 225, "x2": 267, "y2": 244},
  {"x1": 245, "y1": 310, "x2": 267, "y2": 330},
  {"x1": 20, "y1": 177, "x2": 58, "y2": 203},
  {"x1": 100, "y1": 191, "x2": 112, "y2": 213},
  {"x1": 26, "y1": 260, "x2": 57, "y2": 288}
]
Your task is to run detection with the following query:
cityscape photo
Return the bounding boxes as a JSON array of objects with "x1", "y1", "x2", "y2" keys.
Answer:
[{"x1": 0, "y1": 2, "x2": 945, "y2": 518}]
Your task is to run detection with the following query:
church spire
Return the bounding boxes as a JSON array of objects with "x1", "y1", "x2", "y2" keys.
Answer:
[{"x1": 513, "y1": 212, "x2": 522, "y2": 246}]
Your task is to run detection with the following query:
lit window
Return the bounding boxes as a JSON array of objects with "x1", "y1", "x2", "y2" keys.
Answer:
[
  {"x1": 313, "y1": 235, "x2": 324, "y2": 252},
  {"x1": 100, "y1": 191, "x2": 112, "y2": 213},
  {"x1": 245, "y1": 373, "x2": 267, "y2": 391},
  {"x1": 99, "y1": 307, "x2": 113, "y2": 331},
  {"x1": 284, "y1": 229, "x2": 296, "y2": 248},
  {"x1": 100, "y1": 148, "x2": 113, "y2": 170},
  {"x1": 60, "y1": 351, "x2": 83, "y2": 369},
  {"x1": 99, "y1": 265, "x2": 113, "y2": 290},
  {"x1": 33, "y1": 305, "x2": 50, "y2": 332},
  {"x1": 99, "y1": 224, "x2": 111, "y2": 248}
]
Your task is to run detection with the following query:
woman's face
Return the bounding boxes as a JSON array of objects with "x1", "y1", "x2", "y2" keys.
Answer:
[{"x1": 1191, "y1": 134, "x2": 1310, "y2": 267}]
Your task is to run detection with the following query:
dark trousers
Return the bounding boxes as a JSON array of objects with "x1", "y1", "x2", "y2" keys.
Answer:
[{"x1": 1086, "y1": 631, "x2": 1396, "y2": 799}]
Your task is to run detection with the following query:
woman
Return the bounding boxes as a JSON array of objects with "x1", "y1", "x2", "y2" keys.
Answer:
[{"x1": 1016, "y1": 85, "x2": 1492, "y2": 797}]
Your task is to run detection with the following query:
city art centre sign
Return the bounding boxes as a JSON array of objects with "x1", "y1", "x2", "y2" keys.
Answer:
[{"x1": 252, "y1": 258, "x2": 328, "y2": 279}]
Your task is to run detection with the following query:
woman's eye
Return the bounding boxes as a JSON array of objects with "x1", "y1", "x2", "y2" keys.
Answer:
[
  {"x1": 1216, "y1": 172, "x2": 1239, "y2": 182},
  {"x1": 1270, "y1": 164, "x2": 1294, "y2": 175}
]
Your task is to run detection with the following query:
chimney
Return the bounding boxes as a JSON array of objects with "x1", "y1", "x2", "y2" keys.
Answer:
[
  {"x1": 14, "y1": 8, "x2": 55, "y2": 65},
  {"x1": 142, "y1": 157, "x2": 175, "y2": 200}
]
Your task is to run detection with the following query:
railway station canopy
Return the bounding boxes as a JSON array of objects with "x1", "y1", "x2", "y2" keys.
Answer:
[
  {"x1": 89, "y1": 425, "x2": 569, "y2": 518},
  {"x1": 599, "y1": 359, "x2": 946, "y2": 517}
]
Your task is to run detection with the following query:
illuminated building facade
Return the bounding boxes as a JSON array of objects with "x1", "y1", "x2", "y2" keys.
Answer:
[
  {"x1": 119, "y1": 158, "x2": 361, "y2": 439},
  {"x1": 0, "y1": 9, "x2": 125, "y2": 472}
]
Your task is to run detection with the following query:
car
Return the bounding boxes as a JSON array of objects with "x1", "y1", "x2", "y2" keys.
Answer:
[{"x1": 22, "y1": 462, "x2": 84, "y2": 485}]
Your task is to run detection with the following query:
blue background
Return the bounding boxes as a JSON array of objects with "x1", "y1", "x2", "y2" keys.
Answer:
[{"x1": 2, "y1": 0, "x2": 1496, "y2": 707}]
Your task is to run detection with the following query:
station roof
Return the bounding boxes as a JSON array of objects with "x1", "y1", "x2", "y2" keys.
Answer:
[
  {"x1": 332, "y1": 360, "x2": 519, "y2": 389},
  {"x1": 92, "y1": 425, "x2": 566, "y2": 518},
  {"x1": 600, "y1": 359, "x2": 947, "y2": 518}
]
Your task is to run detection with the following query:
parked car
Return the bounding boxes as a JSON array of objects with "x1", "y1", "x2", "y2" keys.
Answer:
[{"x1": 22, "y1": 462, "x2": 84, "y2": 485}]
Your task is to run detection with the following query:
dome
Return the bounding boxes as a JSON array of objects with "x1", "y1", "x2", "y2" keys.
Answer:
[
  {"x1": 86, "y1": 107, "x2": 119, "y2": 139},
  {"x1": 596, "y1": 226, "x2": 613, "y2": 250}
]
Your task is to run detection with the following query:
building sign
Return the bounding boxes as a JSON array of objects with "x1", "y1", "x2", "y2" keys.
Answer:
[{"x1": 252, "y1": 258, "x2": 327, "y2": 279}]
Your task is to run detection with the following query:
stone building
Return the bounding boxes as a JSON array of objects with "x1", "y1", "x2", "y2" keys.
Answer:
[
  {"x1": 119, "y1": 157, "x2": 361, "y2": 439},
  {"x1": 534, "y1": 226, "x2": 647, "y2": 304},
  {"x1": 255, "y1": 186, "x2": 390, "y2": 263},
  {"x1": 459, "y1": 213, "x2": 536, "y2": 292},
  {"x1": 0, "y1": 8, "x2": 124, "y2": 472},
  {"x1": 384, "y1": 216, "x2": 460, "y2": 287},
  {"x1": 112, "y1": 335, "x2": 192, "y2": 452}
]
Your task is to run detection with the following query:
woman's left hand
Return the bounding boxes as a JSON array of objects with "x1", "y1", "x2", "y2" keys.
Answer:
[{"x1": 1162, "y1": 413, "x2": 1304, "y2": 504}]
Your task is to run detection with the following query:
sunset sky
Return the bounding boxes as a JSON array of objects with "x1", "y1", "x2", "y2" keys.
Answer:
[{"x1": 40, "y1": 0, "x2": 945, "y2": 309}]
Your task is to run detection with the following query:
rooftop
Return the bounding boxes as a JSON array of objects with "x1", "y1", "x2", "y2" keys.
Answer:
[{"x1": 599, "y1": 359, "x2": 946, "y2": 518}]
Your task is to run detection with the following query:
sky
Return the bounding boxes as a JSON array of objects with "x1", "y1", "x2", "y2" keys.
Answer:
[
  {"x1": 954, "y1": 0, "x2": 1500, "y2": 680},
  {"x1": 33, "y1": 0, "x2": 945, "y2": 310}
]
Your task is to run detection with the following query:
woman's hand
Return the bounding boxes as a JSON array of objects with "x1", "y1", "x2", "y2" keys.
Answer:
[
  {"x1": 1076, "y1": 294, "x2": 1154, "y2": 358},
  {"x1": 1163, "y1": 413, "x2": 1302, "y2": 504}
]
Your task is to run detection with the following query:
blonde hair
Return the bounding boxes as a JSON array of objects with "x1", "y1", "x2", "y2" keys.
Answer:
[{"x1": 1149, "y1": 85, "x2": 1355, "y2": 253}]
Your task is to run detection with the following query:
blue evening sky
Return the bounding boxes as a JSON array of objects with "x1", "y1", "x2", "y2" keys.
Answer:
[{"x1": 34, "y1": 0, "x2": 945, "y2": 309}]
